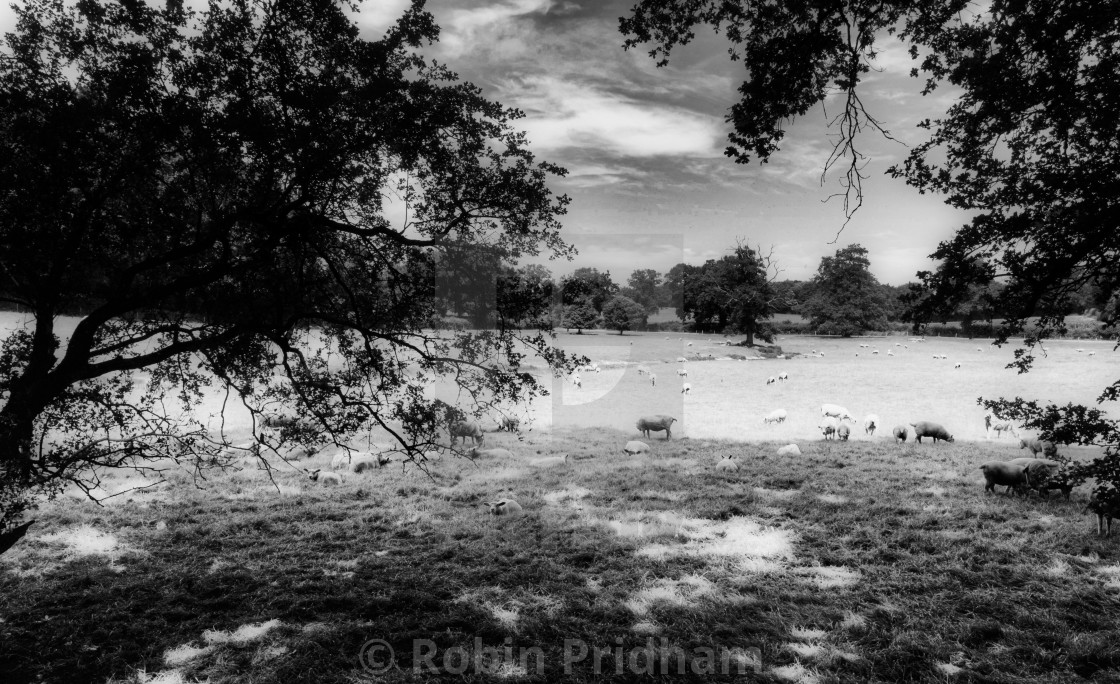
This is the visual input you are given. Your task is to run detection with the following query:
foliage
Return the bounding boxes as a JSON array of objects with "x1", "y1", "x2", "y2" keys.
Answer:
[
  {"x1": 682, "y1": 245, "x2": 776, "y2": 344},
  {"x1": 624, "y1": 269, "x2": 663, "y2": 313},
  {"x1": 600, "y1": 295, "x2": 647, "y2": 335},
  {"x1": 497, "y1": 264, "x2": 555, "y2": 328},
  {"x1": 562, "y1": 301, "x2": 599, "y2": 334},
  {"x1": 559, "y1": 268, "x2": 618, "y2": 312},
  {"x1": 803, "y1": 245, "x2": 889, "y2": 336},
  {"x1": 0, "y1": 0, "x2": 578, "y2": 543}
]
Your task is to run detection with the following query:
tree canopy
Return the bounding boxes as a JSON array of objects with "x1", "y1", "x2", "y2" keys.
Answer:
[
  {"x1": 0, "y1": 0, "x2": 577, "y2": 537},
  {"x1": 683, "y1": 245, "x2": 776, "y2": 344},
  {"x1": 559, "y1": 268, "x2": 619, "y2": 312},
  {"x1": 601, "y1": 295, "x2": 647, "y2": 335},
  {"x1": 803, "y1": 245, "x2": 889, "y2": 336}
]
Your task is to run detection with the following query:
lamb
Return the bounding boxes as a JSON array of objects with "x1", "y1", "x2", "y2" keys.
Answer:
[
  {"x1": 892, "y1": 425, "x2": 909, "y2": 443},
  {"x1": 763, "y1": 409, "x2": 788, "y2": 425},
  {"x1": 636, "y1": 415, "x2": 676, "y2": 440},
  {"x1": 863, "y1": 414, "x2": 880, "y2": 436},
  {"x1": 778, "y1": 372, "x2": 789, "y2": 381},
  {"x1": 910, "y1": 421, "x2": 954, "y2": 443},
  {"x1": 714, "y1": 455, "x2": 740, "y2": 472},
  {"x1": 837, "y1": 424, "x2": 851, "y2": 441},
  {"x1": 486, "y1": 499, "x2": 523, "y2": 517},
  {"x1": 1086, "y1": 491, "x2": 1120, "y2": 537},
  {"x1": 820, "y1": 417, "x2": 839, "y2": 440},
  {"x1": 681, "y1": 382, "x2": 692, "y2": 395},
  {"x1": 820, "y1": 404, "x2": 854, "y2": 422},
  {"x1": 979, "y1": 461, "x2": 1032, "y2": 496},
  {"x1": 624, "y1": 440, "x2": 651, "y2": 455},
  {"x1": 449, "y1": 419, "x2": 485, "y2": 446},
  {"x1": 777, "y1": 444, "x2": 801, "y2": 456},
  {"x1": 307, "y1": 469, "x2": 343, "y2": 486}
]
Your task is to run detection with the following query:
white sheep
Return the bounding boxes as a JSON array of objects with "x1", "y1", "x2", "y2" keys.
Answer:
[
  {"x1": 820, "y1": 404, "x2": 854, "y2": 422},
  {"x1": 766, "y1": 376, "x2": 777, "y2": 385},
  {"x1": 687, "y1": 342, "x2": 693, "y2": 347},
  {"x1": 777, "y1": 444, "x2": 801, "y2": 456},
  {"x1": 350, "y1": 451, "x2": 391, "y2": 473},
  {"x1": 887, "y1": 350, "x2": 894, "y2": 356},
  {"x1": 954, "y1": 362, "x2": 961, "y2": 369},
  {"x1": 307, "y1": 469, "x2": 342, "y2": 485},
  {"x1": 778, "y1": 372, "x2": 789, "y2": 381},
  {"x1": 468, "y1": 446, "x2": 515, "y2": 458},
  {"x1": 529, "y1": 454, "x2": 569, "y2": 467},
  {"x1": 863, "y1": 414, "x2": 880, "y2": 435},
  {"x1": 677, "y1": 368, "x2": 688, "y2": 377},
  {"x1": 763, "y1": 409, "x2": 788, "y2": 425},
  {"x1": 649, "y1": 373, "x2": 657, "y2": 386},
  {"x1": 676, "y1": 356, "x2": 688, "y2": 363},
  {"x1": 486, "y1": 499, "x2": 523, "y2": 516},
  {"x1": 570, "y1": 372, "x2": 583, "y2": 388},
  {"x1": 820, "y1": 416, "x2": 839, "y2": 440},
  {"x1": 681, "y1": 382, "x2": 692, "y2": 395},
  {"x1": 714, "y1": 455, "x2": 740, "y2": 472},
  {"x1": 624, "y1": 440, "x2": 651, "y2": 455}
]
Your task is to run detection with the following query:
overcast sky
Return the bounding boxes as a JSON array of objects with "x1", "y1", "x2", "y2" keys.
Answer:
[{"x1": 0, "y1": 0, "x2": 975, "y2": 285}]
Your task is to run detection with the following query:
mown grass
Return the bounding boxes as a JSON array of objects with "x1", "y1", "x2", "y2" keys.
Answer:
[{"x1": 3, "y1": 429, "x2": 1120, "y2": 683}]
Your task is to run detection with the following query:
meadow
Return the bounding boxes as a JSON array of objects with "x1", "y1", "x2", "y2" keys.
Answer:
[{"x1": 2, "y1": 323, "x2": 1119, "y2": 683}]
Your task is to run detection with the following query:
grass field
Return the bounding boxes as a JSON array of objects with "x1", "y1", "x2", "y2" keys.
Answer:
[{"x1": 2, "y1": 319, "x2": 1120, "y2": 683}]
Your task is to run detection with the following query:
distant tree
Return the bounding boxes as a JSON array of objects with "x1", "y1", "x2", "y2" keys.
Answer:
[
  {"x1": 683, "y1": 245, "x2": 776, "y2": 344},
  {"x1": 803, "y1": 245, "x2": 888, "y2": 336},
  {"x1": 601, "y1": 296, "x2": 648, "y2": 335},
  {"x1": 626, "y1": 269, "x2": 663, "y2": 313},
  {"x1": 562, "y1": 300, "x2": 600, "y2": 334},
  {"x1": 497, "y1": 264, "x2": 554, "y2": 328},
  {"x1": 769, "y1": 281, "x2": 805, "y2": 315},
  {"x1": 0, "y1": 0, "x2": 578, "y2": 547},
  {"x1": 662, "y1": 263, "x2": 693, "y2": 316},
  {"x1": 559, "y1": 268, "x2": 619, "y2": 312}
]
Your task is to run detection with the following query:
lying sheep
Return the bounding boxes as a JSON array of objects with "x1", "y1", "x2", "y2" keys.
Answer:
[
  {"x1": 979, "y1": 461, "x2": 1032, "y2": 496},
  {"x1": 837, "y1": 424, "x2": 851, "y2": 441},
  {"x1": 637, "y1": 415, "x2": 676, "y2": 440},
  {"x1": 486, "y1": 499, "x2": 523, "y2": 517},
  {"x1": 624, "y1": 440, "x2": 651, "y2": 455},
  {"x1": 450, "y1": 419, "x2": 485, "y2": 446},
  {"x1": 892, "y1": 425, "x2": 909, "y2": 443},
  {"x1": 307, "y1": 469, "x2": 343, "y2": 486},
  {"x1": 1008, "y1": 457, "x2": 1074, "y2": 499},
  {"x1": 820, "y1": 417, "x2": 839, "y2": 440},
  {"x1": 1086, "y1": 491, "x2": 1120, "y2": 537},
  {"x1": 468, "y1": 446, "x2": 515, "y2": 458},
  {"x1": 910, "y1": 421, "x2": 954, "y2": 443},
  {"x1": 821, "y1": 404, "x2": 854, "y2": 422},
  {"x1": 864, "y1": 414, "x2": 880, "y2": 436},
  {"x1": 681, "y1": 382, "x2": 692, "y2": 395},
  {"x1": 676, "y1": 356, "x2": 688, "y2": 363},
  {"x1": 529, "y1": 454, "x2": 569, "y2": 467},
  {"x1": 763, "y1": 409, "x2": 788, "y2": 425},
  {"x1": 777, "y1": 444, "x2": 801, "y2": 456},
  {"x1": 350, "y1": 451, "x2": 391, "y2": 473},
  {"x1": 714, "y1": 455, "x2": 740, "y2": 472}
]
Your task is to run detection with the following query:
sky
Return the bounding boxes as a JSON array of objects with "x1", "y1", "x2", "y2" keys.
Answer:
[{"x1": 0, "y1": 0, "x2": 975, "y2": 286}]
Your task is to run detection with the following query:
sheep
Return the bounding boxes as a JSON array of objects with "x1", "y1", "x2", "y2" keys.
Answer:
[
  {"x1": 307, "y1": 469, "x2": 343, "y2": 486},
  {"x1": 1086, "y1": 491, "x2": 1120, "y2": 537},
  {"x1": 350, "y1": 451, "x2": 391, "y2": 473},
  {"x1": 529, "y1": 454, "x2": 569, "y2": 467},
  {"x1": 676, "y1": 356, "x2": 688, "y2": 363},
  {"x1": 864, "y1": 414, "x2": 880, "y2": 436},
  {"x1": 714, "y1": 455, "x2": 740, "y2": 472},
  {"x1": 1008, "y1": 457, "x2": 1074, "y2": 499},
  {"x1": 636, "y1": 415, "x2": 677, "y2": 440},
  {"x1": 837, "y1": 424, "x2": 851, "y2": 441},
  {"x1": 766, "y1": 376, "x2": 777, "y2": 385},
  {"x1": 892, "y1": 425, "x2": 909, "y2": 443},
  {"x1": 570, "y1": 372, "x2": 583, "y2": 388},
  {"x1": 681, "y1": 382, "x2": 692, "y2": 395},
  {"x1": 777, "y1": 444, "x2": 801, "y2": 456},
  {"x1": 910, "y1": 421, "x2": 954, "y2": 443},
  {"x1": 687, "y1": 342, "x2": 693, "y2": 347},
  {"x1": 1089, "y1": 351, "x2": 1096, "y2": 356},
  {"x1": 887, "y1": 350, "x2": 894, "y2": 356},
  {"x1": 872, "y1": 349, "x2": 879, "y2": 355},
  {"x1": 498, "y1": 415, "x2": 520, "y2": 432},
  {"x1": 624, "y1": 440, "x2": 651, "y2": 455},
  {"x1": 486, "y1": 499, "x2": 523, "y2": 517},
  {"x1": 468, "y1": 446, "x2": 515, "y2": 458},
  {"x1": 820, "y1": 416, "x2": 839, "y2": 440},
  {"x1": 989, "y1": 421, "x2": 1018, "y2": 439},
  {"x1": 449, "y1": 419, "x2": 485, "y2": 446},
  {"x1": 649, "y1": 372, "x2": 657, "y2": 386},
  {"x1": 954, "y1": 362, "x2": 962, "y2": 369},
  {"x1": 677, "y1": 368, "x2": 688, "y2": 377},
  {"x1": 1019, "y1": 437, "x2": 1057, "y2": 457},
  {"x1": 763, "y1": 409, "x2": 788, "y2": 425},
  {"x1": 637, "y1": 365, "x2": 651, "y2": 376},
  {"x1": 979, "y1": 462, "x2": 1032, "y2": 496},
  {"x1": 820, "y1": 404, "x2": 854, "y2": 422},
  {"x1": 778, "y1": 372, "x2": 789, "y2": 381}
]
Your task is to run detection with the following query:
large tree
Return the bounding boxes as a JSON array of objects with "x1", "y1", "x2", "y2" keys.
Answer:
[
  {"x1": 624, "y1": 268, "x2": 663, "y2": 313},
  {"x1": 600, "y1": 295, "x2": 647, "y2": 335},
  {"x1": 0, "y1": 0, "x2": 578, "y2": 542},
  {"x1": 683, "y1": 244, "x2": 776, "y2": 344},
  {"x1": 559, "y1": 268, "x2": 619, "y2": 312},
  {"x1": 622, "y1": 1, "x2": 1120, "y2": 503},
  {"x1": 803, "y1": 245, "x2": 888, "y2": 336}
]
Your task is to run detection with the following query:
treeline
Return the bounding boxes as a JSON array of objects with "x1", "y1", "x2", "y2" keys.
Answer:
[{"x1": 444, "y1": 243, "x2": 1118, "y2": 339}]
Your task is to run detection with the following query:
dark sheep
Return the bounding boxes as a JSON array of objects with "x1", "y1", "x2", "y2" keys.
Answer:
[
  {"x1": 910, "y1": 421, "x2": 954, "y2": 444},
  {"x1": 979, "y1": 461, "x2": 1032, "y2": 497},
  {"x1": 637, "y1": 415, "x2": 677, "y2": 440}
]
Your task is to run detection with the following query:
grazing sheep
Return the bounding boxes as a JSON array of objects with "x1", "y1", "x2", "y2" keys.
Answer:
[
  {"x1": 990, "y1": 421, "x2": 1018, "y2": 439},
  {"x1": 864, "y1": 414, "x2": 880, "y2": 436},
  {"x1": 1086, "y1": 491, "x2": 1120, "y2": 537},
  {"x1": 979, "y1": 462, "x2": 1032, "y2": 496},
  {"x1": 498, "y1": 415, "x2": 520, "y2": 432},
  {"x1": 892, "y1": 425, "x2": 909, "y2": 443},
  {"x1": 820, "y1": 417, "x2": 839, "y2": 440},
  {"x1": 766, "y1": 376, "x2": 777, "y2": 385},
  {"x1": 677, "y1": 368, "x2": 688, "y2": 377},
  {"x1": 872, "y1": 349, "x2": 879, "y2": 355},
  {"x1": 910, "y1": 421, "x2": 954, "y2": 443},
  {"x1": 350, "y1": 451, "x2": 391, "y2": 473},
  {"x1": 486, "y1": 499, "x2": 523, "y2": 517},
  {"x1": 1008, "y1": 458, "x2": 1074, "y2": 499},
  {"x1": 687, "y1": 342, "x2": 693, "y2": 347},
  {"x1": 308, "y1": 469, "x2": 343, "y2": 486},
  {"x1": 763, "y1": 409, "x2": 788, "y2": 425},
  {"x1": 714, "y1": 455, "x2": 740, "y2": 472},
  {"x1": 624, "y1": 440, "x2": 651, "y2": 455},
  {"x1": 637, "y1": 415, "x2": 677, "y2": 440},
  {"x1": 821, "y1": 404, "x2": 855, "y2": 422},
  {"x1": 777, "y1": 444, "x2": 802, "y2": 456},
  {"x1": 681, "y1": 382, "x2": 692, "y2": 395},
  {"x1": 837, "y1": 424, "x2": 851, "y2": 441},
  {"x1": 778, "y1": 372, "x2": 789, "y2": 381},
  {"x1": 954, "y1": 362, "x2": 962, "y2": 369},
  {"x1": 1089, "y1": 351, "x2": 1096, "y2": 356},
  {"x1": 1019, "y1": 437, "x2": 1057, "y2": 456},
  {"x1": 649, "y1": 373, "x2": 657, "y2": 386},
  {"x1": 637, "y1": 365, "x2": 651, "y2": 376},
  {"x1": 468, "y1": 446, "x2": 515, "y2": 458},
  {"x1": 450, "y1": 419, "x2": 485, "y2": 446}
]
